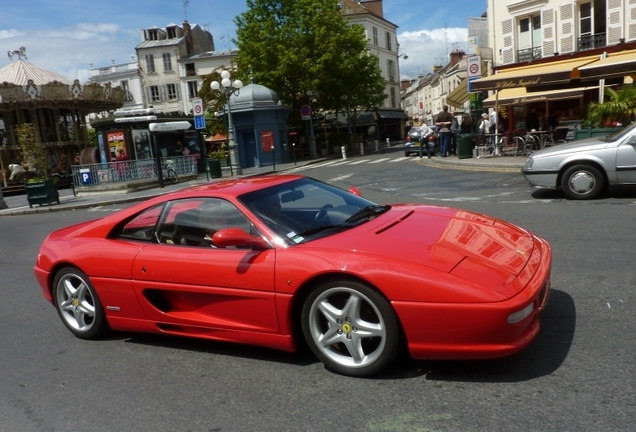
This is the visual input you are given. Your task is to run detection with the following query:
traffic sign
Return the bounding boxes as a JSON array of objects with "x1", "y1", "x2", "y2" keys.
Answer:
[
  {"x1": 149, "y1": 121, "x2": 192, "y2": 132},
  {"x1": 467, "y1": 55, "x2": 482, "y2": 78},
  {"x1": 300, "y1": 104, "x2": 312, "y2": 120},
  {"x1": 194, "y1": 115, "x2": 205, "y2": 129},
  {"x1": 192, "y1": 98, "x2": 204, "y2": 116}
]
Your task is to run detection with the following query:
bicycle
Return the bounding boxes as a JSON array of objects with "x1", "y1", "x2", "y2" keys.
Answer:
[{"x1": 161, "y1": 159, "x2": 178, "y2": 184}]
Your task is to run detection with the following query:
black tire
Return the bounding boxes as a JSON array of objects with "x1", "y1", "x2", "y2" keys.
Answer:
[
  {"x1": 301, "y1": 280, "x2": 399, "y2": 377},
  {"x1": 404, "y1": 150, "x2": 410, "y2": 156},
  {"x1": 561, "y1": 164, "x2": 604, "y2": 200},
  {"x1": 53, "y1": 267, "x2": 109, "y2": 340},
  {"x1": 166, "y1": 169, "x2": 178, "y2": 184}
]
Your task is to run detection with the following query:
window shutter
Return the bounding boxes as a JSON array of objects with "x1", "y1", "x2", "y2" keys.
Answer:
[
  {"x1": 501, "y1": 19, "x2": 514, "y2": 64},
  {"x1": 628, "y1": 0, "x2": 636, "y2": 41},
  {"x1": 160, "y1": 85, "x2": 167, "y2": 101},
  {"x1": 608, "y1": 0, "x2": 624, "y2": 45},
  {"x1": 559, "y1": 2, "x2": 575, "y2": 53},
  {"x1": 542, "y1": 8, "x2": 556, "y2": 56}
]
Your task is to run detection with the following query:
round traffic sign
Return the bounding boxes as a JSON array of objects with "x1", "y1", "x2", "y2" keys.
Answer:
[
  {"x1": 300, "y1": 104, "x2": 312, "y2": 116},
  {"x1": 469, "y1": 63, "x2": 479, "y2": 74},
  {"x1": 194, "y1": 105, "x2": 202, "y2": 114}
]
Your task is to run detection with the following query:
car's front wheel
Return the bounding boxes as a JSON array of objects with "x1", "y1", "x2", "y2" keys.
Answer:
[
  {"x1": 53, "y1": 267, "x2": 109, "y2": 340},
  {"x1": 561, "y1": 164, "x2": 604, "y2": 200},
  {"x1": 301, "y1": 280, "x2": 399, "y2": 377}
]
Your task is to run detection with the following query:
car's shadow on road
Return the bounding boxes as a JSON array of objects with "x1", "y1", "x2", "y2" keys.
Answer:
[
  {"x1": 532, "y1": 187, "x2": 636, "y2": 200},
  {"x1": 108, "y1": 289, "x2": 575, "y2": 382},
  {"x1": 382, "y1": 289, "x2": 576, "y2": 382}
]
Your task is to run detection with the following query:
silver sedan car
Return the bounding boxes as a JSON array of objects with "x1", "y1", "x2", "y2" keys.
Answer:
[{"x1": 522, "y1": 124, "x2": 636, "y2": 199}]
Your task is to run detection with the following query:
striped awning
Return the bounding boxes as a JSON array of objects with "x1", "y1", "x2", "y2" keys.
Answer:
[
  {"x1": 482, "y1": 86, "x2": 597, "y2": 108},
  {"x1": 446, "y1": 79, "x2": 468, "y2": 109}
]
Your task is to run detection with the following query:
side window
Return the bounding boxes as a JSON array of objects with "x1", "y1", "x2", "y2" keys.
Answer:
[
  {"x1": 118, "y1": 204, "x2": 164, "y2": 242},
  {"x1": 157, "y1": 198, "x2": 255, "y2": 248}
]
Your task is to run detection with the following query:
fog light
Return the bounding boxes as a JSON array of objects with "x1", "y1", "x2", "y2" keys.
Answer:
[{"x1": 508, "y1": 303, "x2": 534, "y2": 324}]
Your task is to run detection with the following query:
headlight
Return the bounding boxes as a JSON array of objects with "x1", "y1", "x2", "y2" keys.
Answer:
[
  {"x1": 524, "y1": 158, "x2": 534, "y2": 170},
  {"x1": 507, "y1": 303, "x2": 534, "y2": 324}
]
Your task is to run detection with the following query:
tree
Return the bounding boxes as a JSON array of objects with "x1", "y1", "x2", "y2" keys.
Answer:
[
  {"x1": 234, "y1": 0, "x2": 386, "y2": 124},
  {"x1": 16, "y1": 123, "x2": 48, "y2": 179},
  {"x1": 585, "y1": 85, "x2": 636, "y2": 127}
]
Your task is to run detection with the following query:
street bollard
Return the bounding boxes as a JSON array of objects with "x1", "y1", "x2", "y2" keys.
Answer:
[
  {"x1": 386, "y1": 137, "x2": 390, "y2": 148},
  {"x1": 375, "y1": 140, "x2": 378, "y2": 152},
  {"x1": 341, "y1": 146, "x2": 347, "y2": 160},
  {"x1": 292, "y1": 143, "x2": 297, "y2": 165},
  {"x1": 360, "y1": 142, "x2": 364, "y2": 155}
]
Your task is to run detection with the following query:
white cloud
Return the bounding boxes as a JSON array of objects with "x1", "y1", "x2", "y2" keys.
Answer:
[{"x1": 398, "y1": 27, "x2": 468, "y2": 79}]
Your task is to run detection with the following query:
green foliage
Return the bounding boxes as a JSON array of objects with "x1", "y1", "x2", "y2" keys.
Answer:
[
  {"x1": 198, "y1": 69, "x2": 233, "y2": 138},
  {"x1": 585, "y1": 85, "x2": 636, "y2": 127},
  {"x1": 16, "y1": 123, "x2": 48, "y2": 179},
  {"x1": 87, "y1": 128, "x2": 98, "y2": 147},
  {"x1": 234, "y1": 0, "x2": 386, "y2": 125}
]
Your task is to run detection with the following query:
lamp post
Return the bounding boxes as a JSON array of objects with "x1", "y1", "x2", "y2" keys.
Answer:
[
  {"x1": 306, "y1": 91, "x2": 317, "y2": 158},
  {"x1": 211, "y1": 70, "x2": 243, "y2": 175}
]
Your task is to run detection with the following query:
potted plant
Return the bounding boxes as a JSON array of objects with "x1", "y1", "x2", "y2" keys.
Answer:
[
  {"x1": 209, "y1": 143, "x2": 229, "y2": 167},
  {"x1": 579, "y1": 85, "x2": 636, "y2": 139},
  {"x1": 17, "y1": 123, "x2": 60, "y2": 207}
]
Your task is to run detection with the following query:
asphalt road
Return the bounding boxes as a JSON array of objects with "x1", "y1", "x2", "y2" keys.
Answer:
[{"x1": 1, "y1": 148, "x2": 634, "y2": 431}]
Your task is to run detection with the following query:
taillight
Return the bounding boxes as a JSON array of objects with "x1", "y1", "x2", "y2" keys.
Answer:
[{"x1": 406, "y1": 136, "x2": 412, "y2": 142}]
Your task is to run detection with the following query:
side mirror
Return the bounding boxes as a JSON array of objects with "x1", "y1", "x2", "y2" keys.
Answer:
[
  {"x1": 212, "y1": 228, "x2": 269, "y2": 249},
  {"x1": 348, "y1": 186, "x2": 361, "y2": 196}
]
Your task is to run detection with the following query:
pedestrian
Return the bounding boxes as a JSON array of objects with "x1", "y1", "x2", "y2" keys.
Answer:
[
  {"x1": 478, "y1": 113, "x2": 491, "y2": 150},
  {"x1": 435, "y1": 105, "x2": 453, "y2": 157},
  {"x1": 525, "y1": 106, "x2": 540, "y2": 131},
  {"x1": 460, "y1": 114, "x2": 473, "y2": 134},
  {"x1": 450, "y1": 111, "x2": 459, "y2": 156},
  {"x1": 420, "y1": 123, "x2": 433, "y2": 158}
]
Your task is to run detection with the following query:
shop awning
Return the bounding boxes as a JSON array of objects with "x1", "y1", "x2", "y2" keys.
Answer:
[
  {"x1": 374, "y1": 109, "x2": 409, "y2": 120},
  {"x1": 482, "y1": 86, "x2": 598, "y2": 108},
  {"x1": 471, "y1": 55, "x2": 599, "y2": 92},
  {"x1": 446, "y1": 79, "x2": 468, "y2": 109},
  {"x1": 579, "y1": 50, "x2": 636, "y2": 81}
]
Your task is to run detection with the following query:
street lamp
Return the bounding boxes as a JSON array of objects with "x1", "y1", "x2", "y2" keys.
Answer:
[
  {"x1": 305, "y1": 90, "x2": 317, "y2": 158},
  {"x1": 211, "y1": 70, "x2": 243, "y2": 175},
  {"x1": 398, "y1": 53, "x2": 408, "y2": 60}
]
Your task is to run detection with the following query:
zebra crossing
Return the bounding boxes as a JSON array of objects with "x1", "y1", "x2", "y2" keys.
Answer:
[{"x1": 285, "y1": 156, "x2": 417, "y2": 173}]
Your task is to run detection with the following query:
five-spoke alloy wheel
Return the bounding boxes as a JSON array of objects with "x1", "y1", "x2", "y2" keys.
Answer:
[
  {"x1": 301, "y1": 280, "x2": 399, "y2": 377},
  {"x1": 53, "y1": 267, "x2": 109, "y2": 339}
]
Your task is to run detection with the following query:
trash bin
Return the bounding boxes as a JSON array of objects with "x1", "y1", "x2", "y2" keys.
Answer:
[
  {"x1": 457, "y1": 133, "x2": 473, "y2": 159},
  {"x1": 208, "y1": 159, "x2": 222, "y2": 178}
]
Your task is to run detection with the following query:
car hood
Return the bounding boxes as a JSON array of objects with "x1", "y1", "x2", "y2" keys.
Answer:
[
  {"x1": 531, "y1": 136, "x2": 613, "y2": 158},
  {"x1": 310, "y1": 205, "x2": 535, "y2": 279}
]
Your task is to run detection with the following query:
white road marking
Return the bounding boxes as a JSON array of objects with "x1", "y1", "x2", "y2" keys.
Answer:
[
  {"x1": 348, "y1": 159, "x2": 371, "y2": 165},
  {"x1": 368, "y1": 158, "x2": 391, "y2": 164},
  {"x1": 389, "y1": 157, "x2": 410, "y2": 162},
  {"x1": 328, "y1": 173, "x2": 354, "y2": 182},
  {"x1": 329, "y1": 160, "x2": 354, "y2": 166}
]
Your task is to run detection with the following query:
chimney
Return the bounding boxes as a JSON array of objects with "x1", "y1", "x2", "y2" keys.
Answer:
[
  {"x1": 449, "y1": 50, "x2": 465, "y2": 67},
  {"x1": 183, "y1": 20, "x2": 194, "y2": 55},
  {"x1": 360, "y1": 0, "x2": 384, "y2": 17}
]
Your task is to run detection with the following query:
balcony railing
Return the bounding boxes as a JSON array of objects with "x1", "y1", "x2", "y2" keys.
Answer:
[
  {"x1": 516, "y1": 46, "x2": 542, "y2": 63},
  {"x1": 578, "y1": 33, "x2": 606, "y2": 51}
]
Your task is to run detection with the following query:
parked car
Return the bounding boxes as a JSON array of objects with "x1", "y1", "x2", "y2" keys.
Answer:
[
  {"x1": 34, "y1": 175, "x2": 552, "y2": 377},
  {"x1": 405, "y1": 126, "x2": 437, "y2": 156},
  {"x1": 522, "y1": 122, "x2": 636, "y2": 199}
]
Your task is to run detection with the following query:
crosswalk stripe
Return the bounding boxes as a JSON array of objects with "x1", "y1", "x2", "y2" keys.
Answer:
[
  {"x1": 348, "y1": 159, "x2": 371, "y2": 165},
  {"x1": 389, "y1": 157, "x2": 410, "y2": 162},
  {"x1": 368, "y1": 158, "x2": 391, "y2": 164},
  {"x1": 329, "y1": 160, "x2": 354, "y2": 166}
]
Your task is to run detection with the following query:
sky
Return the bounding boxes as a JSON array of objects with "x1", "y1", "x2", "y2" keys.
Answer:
[{"x1": 0, "y1": 0, "x2": 487, "y2": 84}]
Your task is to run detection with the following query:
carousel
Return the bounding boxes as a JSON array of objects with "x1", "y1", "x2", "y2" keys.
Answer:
[{"x1": 0, "y1": 47, "x2": 125, "y2": 193}]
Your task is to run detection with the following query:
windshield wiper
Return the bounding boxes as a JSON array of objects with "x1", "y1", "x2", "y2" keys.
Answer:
[
  {"x1": 345, "y1": 205, "x2": 390, "y2": 223},
  {"x1": 296, "y1": 224, "x2": 347, "y2": 237}
]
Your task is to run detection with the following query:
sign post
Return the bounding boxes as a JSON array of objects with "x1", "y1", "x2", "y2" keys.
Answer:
[{"x1": 192, "y1": 98, "x2": 205, "y2": 130}]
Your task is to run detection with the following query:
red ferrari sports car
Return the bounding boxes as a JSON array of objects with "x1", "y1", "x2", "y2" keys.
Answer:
[{"x1": 34, "y1": 175, "x2": 551, "y2": 377}]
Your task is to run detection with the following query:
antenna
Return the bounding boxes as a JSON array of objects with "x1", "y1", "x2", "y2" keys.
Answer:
[{"x1": 183, "y1": 0, "x2": 190, "y2": 21}]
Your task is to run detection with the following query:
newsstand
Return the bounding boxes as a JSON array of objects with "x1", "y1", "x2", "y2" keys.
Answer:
[{"x1": 457, "y1": 133, "x2": 473, "y2": 159}]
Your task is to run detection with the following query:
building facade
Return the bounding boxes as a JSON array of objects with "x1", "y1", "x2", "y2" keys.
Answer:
[
  {"x1": 135, "y1": 21, "x2": 214, "y2": 114},
  {"x1": 489, "y1": 0, "x2": 636, "y2": 67}
]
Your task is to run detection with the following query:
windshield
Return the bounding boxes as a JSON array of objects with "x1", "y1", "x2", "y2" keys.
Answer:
[
  {"x1": 607, "y1": 121, "x2": 636, "y2": 142},
  {"x1": 238, "y1": 177, "x2": 388, "y2": 245}
]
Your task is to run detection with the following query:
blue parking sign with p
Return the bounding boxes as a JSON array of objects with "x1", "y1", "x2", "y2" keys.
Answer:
[{"x1": 80, "y1": 168, "x2": 92, "y2": 185}]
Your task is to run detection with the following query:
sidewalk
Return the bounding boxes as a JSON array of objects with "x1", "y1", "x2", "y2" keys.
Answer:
[{"x1": 0, "y1": 148, "x2": 527, "y2": 216}]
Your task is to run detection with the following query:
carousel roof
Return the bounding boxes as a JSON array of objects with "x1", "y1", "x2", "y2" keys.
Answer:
[{"x1": 0, "y1": 59, "x2": 72, "y2": 86}]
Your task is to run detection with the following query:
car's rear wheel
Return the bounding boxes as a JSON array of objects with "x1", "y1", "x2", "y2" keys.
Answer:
[
  {"x1": 561, "y1": 164, "x2": 604, "y2": 200},
  {"x1": 301, "y1": 280, "x2": 399, "y2": 377},
  {"x1": 53, "y1": 267, "x2": 109, "y2": 340}
]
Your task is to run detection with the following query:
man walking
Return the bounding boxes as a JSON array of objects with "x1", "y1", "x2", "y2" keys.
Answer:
[{"x1": 435, "y1": 105, "x2": 453, "y2": 157}]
